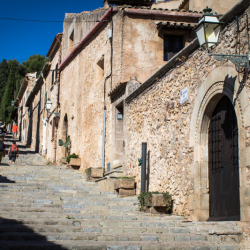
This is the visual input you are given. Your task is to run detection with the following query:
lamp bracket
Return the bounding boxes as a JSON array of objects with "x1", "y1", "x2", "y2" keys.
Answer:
[
  {"x1": 209, "y1": 53, "x2": 249, "y2": 69},
  {"x1": 50, "y1": 112, "x2": 60, "y2": 118}
]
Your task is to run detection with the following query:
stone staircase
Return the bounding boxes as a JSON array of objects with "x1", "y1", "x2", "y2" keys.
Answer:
[
  {"x1": 0, "y1": 164, "x2": 245, "y2": 250},
  {"x1": 0, "y1": 139, "x2": 247, "y2": 249}
]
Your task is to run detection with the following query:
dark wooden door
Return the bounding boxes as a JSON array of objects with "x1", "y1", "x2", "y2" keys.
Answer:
[{"x1": 209, "y1": 96, "x2": 240, "y2": 220}]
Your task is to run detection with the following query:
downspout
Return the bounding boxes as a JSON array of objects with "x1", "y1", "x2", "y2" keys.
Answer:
[
  {"x1": 101, "y1": 7, "x2": 114, "y2": 170},
  {"x1": 41, "y1": 73, "x2": 47, "y2": 154},
  {"x1": 101, "y1": 75, "x2": 110, "y2": 171},
  {"x1": 54, "y1": 34, "x2": 62, "y2": 162},
  {"x1": 101, "y1": 105, "x2": 106, "y2": 171}
]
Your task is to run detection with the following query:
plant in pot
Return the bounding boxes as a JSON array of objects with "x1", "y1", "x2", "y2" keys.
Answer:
[{"x1": 138, "y1": 191, "x2": 172, "y2": 214}]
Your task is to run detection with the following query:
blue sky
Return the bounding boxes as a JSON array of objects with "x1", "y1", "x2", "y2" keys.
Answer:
[{"x1": 0, "y1": 0, "x2": 104, "y2": 63}]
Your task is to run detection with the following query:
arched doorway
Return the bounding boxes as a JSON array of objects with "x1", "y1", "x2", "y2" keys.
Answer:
[{"x1": 208, "y1": 95, "x2": 240, "y2": 220}]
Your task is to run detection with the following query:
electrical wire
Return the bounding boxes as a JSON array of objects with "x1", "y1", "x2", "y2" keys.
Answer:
[{"x1": 0, "y1": 17, "x2": 105, "y2": 23}]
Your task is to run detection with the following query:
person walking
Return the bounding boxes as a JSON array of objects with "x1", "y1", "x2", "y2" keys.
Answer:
[
  {"x1": 0, "y1": 137, "x2": 6, "y2": 164},
  {"x1": 8, "y1": 141, "x2": 19, "y2": 164},
  {"x1": 12, "y1": 123, "x2": 18, "y2": 139}
]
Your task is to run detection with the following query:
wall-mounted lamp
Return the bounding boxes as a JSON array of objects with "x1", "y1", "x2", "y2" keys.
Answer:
[
  {"x1": 46, "y1": 99, "x2": 60, "y2": 118},
  {"x1": 46, "y1": 99, "x2": 52, "y2": 111},
  {"x1": 117, "y1": 113, "x2": 123, "y2": 120},
  {"x1": 194, "y1": 7, "x2": 249, "y2": 70},
  {"x1": 11, "y1": 100, "x2": 15, "y2": 107}
]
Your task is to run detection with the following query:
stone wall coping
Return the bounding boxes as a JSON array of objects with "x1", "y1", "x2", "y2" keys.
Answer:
[
  {"x1": 125, "y1": 0, "x2": 250, "y2": 104},
  {"x1": 59, "y1": 7, "x2": 119, "y2": 71},
  {"x1": 46, "y1": 33, "x2": 63, "y2": 59}
]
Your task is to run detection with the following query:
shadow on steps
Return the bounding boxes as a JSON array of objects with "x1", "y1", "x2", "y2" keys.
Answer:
[
  {"x1": 0, "y1": 175, "x2": 15, "y2": 183},
  {"x1": 0, "y1": 217, "x2": 68, "y2": 250}
]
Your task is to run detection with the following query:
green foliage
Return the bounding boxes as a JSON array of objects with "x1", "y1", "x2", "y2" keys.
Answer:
[
  {"x1": 66, "y1": 216, "x2": 75, "y2": 219},
  {"x1": 20, "y1": 54, "x2": 50, "y2": 76},
  {"x1": 0, "y1": 55, "x2": 49, "y2": 124},
  {"x1": 58, "y1": 136, "x2": 71, "y2": 148},
  {"x1": 0, "y1": 60, "x2": 9, "y2": 106},
  {"x1": 138, "y1": 158, "x2": 142, "y2": 166},
  {"x1": 85, "y1": 167, "x2": 92, "y2": 180},
  {"x1": 138, "y1": 191, "x2": 172, "y2": 213},
  {"x1": 66, "y1": 153, "x2": 79, "y2": 163}
]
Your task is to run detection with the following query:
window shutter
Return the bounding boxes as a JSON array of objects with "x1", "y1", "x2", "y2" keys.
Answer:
[{"x1": 51, "y1": 70, "x2": 54, "y2": 85}]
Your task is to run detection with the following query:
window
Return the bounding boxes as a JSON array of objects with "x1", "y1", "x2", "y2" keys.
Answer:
[
  {"x1": 164, "y1": 35, "x2": 184, "y2": 61},
  {"x1": 69, "y1": 30, "x2": 74, "y2": 53},
  {"x1": 96, "y1": 57, "x2": 104, "y2": 81},
  {"x1": 51, "y1": 64, "x2": 58, "y2": 86}
]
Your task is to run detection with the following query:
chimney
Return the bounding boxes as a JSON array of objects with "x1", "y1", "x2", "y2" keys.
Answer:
[{"x1": 104, "y1": 0, "x2": 109, "y2": 8}]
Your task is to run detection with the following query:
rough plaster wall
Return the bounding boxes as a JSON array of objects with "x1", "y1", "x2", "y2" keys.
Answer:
[
  {"x1": 46, "y1": 50, "x2": 60, "y2": 161},
  {"x1": 189, "y1": 0, "x2": 241, "y2": 14},
  {"x1": 61, "y1": 9, "x2": 107, "y2": 62},
  {"x1": 152, "y1": 0, "x2": 182, "y2": 10},
  {"x1": 125, "y1": 8, "x2": 250, "y2": 216},
  {"x1": 58, "y1": 24, "x2": 113, "y2": 170}
]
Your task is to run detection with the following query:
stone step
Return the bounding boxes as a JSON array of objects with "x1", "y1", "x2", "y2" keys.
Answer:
[
  {"x1": 0, "y1": 232, "x2": 209, "y2": 242},
  {"x1": 0, "y1": 240, "x2": 240, "y2": 250}
]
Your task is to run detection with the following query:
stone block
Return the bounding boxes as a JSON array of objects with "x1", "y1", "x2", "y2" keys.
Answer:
[
  {"x1": 118, "y1": 188, "x2": 135, "y2": 196},
  {"x1": 114, "y1": 179, "x2": 135, "y2": 189},
  {"x1": 69, "y1": 158, "x2": 81, "y2": 166},
  {"x1": 60, "y1": 157, "x2": 67, "y2": 164},
  {"x1": 150, "y1": 194, "x2": 167, "y2": 207},
  {"x1": 91, "y1": 168, "x2": 103, "y2": 178}
]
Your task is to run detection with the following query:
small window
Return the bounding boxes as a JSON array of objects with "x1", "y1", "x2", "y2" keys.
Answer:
[
  {"x1": 96, "y1": 57, "x2": 104, "y2": 81},
  {"x1": 164, "y1": 35, "x2": 184, "y2": 61},
  {"x1": 69, "y1": 30, "x2": 74, "y2": 53},
  {"x1": 51, "y1": 64, "x2": 58, "y2": 86}
]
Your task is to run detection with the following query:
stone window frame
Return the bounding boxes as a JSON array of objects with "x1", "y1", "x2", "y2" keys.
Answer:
[{"x1": 159, "y1": 29, "x2": 194, "y2": 61}]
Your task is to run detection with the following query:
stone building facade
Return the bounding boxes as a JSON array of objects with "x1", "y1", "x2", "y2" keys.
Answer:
[
  {"x1": 57, "y1": 2, "x2": 201, "y2": 171},
  {"x1": 23, "y1": 34, "x2": 62, "y2": 159},
  {"x1": 118, "y1": 0, "x2": 250, "y2": 221},
  {"x1": 15, "y1": 73, "x2": 36, "y2": 145},
  {"x1": 15, "y1": 0, "x2": 250, "y2": 222}
]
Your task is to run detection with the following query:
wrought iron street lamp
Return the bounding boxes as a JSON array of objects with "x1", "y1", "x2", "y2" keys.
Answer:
[
  {"x1": 46, "y1": 99, "x2": 60, "y2": 118},
  {"x1": 46, "y1": 99, "x2": 52, "y2": 111},
  {"x1": 194, "y1": 7, "x2": 249, "y2": 70}
]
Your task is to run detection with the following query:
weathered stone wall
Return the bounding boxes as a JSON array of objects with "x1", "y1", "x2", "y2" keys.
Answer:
[
  {"x1": 61, "y1": 9, "x2": 108, "y2": 62},
  {"x1": 57, "y1": 8, "x2": 199, "y2": 170},
  {"x1": 125, "y1": 7, "x2": 250, "y2": 217},
  {"x1": 45, "y1": 49, "x2": 60, "y2": 162},
  {"x1": 58, "y1": 21, "x2": 113, "y2": 170},
  {"x1": 189, "y1": 0, "x2": 241, "y2": 14}
]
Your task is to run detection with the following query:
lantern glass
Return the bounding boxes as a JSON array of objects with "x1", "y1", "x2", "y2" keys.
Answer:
[{"x1": 194, "y1": 11, "x2": 222, "y2": 51}]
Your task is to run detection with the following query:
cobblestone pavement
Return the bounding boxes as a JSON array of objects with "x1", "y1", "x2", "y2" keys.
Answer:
[{"x1": 0, "y1": 135, "x2": 249, "y2": 249}]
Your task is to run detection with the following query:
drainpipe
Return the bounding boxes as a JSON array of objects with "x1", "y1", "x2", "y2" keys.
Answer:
[{"x1": 101, "y1": 105, "x2": 107, "y2": 171}]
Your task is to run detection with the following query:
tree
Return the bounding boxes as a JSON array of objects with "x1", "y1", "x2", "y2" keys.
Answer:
[
  {"x1": 0, "y1": 60, "x2": 19, "y2": 123},
  {"x1": 20, "y1": 54, "x2": 50, "y2": 76},
  {"x1": 0, "y1": 59, "x2": 9, "y2": 105}
]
